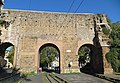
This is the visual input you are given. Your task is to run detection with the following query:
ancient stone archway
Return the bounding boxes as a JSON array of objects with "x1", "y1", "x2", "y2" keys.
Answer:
[
  {"x1": 38, "y1": 43, "x2": 60, "y2": 73},
  {"x1": 0, "y1": 42, "x2": 15, "y2": 68},
  {"x1": 0, "y1": 9, "x2": 113, "y2": 74},
  {"x1": 0, "y1": 42, "x2": 14, "y2": 57},
  {"x1": 78, "y1": 44, "x2": 104, "y2": 74}
]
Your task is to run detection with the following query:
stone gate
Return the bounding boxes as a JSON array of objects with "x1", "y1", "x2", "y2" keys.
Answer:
[{"x1": 0, "y1": 9, "x2": 113, "y2": 74}]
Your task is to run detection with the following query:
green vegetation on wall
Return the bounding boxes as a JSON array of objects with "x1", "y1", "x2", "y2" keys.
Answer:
[
  {"x1": 106, "y1": 21, "x2": 120, "y2": 73},
  {"x1": 106, "y1": 48, "x2": 120, "y2": 72},
  {"x1": 102, "y1": 27, "x2": 110, "y2": 35}
]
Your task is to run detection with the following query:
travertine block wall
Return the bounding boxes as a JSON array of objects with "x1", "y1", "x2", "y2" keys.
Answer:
[{"x1": 0, "y1": 9, "x2": 112, "y2": 73}]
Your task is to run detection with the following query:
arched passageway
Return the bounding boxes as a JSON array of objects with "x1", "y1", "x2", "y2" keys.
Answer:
[
  {"x1": 39, "y1": 43, "x2": 60, "y2": 73},
  {"x1": 0, "y1": 42, "x2": 14, "y2": 72},
  {"x1": 0, "y1": 42, "x2": 14, "y2": 57},
  {"x1": 78, "y1": 44, "x2": 104, "y2": 74}
]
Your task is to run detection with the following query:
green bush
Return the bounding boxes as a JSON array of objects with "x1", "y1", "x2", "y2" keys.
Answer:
[
  {"x1": 102, "y1": 27, "x2": 110, "y2": 35},
  {"x1": 106, "y1": 48, "x2": 120, "y2": 72},
  {"x1": 105, "y1": 21, "x2": 120, "y2": 73}
]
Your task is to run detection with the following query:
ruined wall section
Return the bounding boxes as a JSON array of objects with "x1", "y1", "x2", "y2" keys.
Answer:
[
  {"x1": 0, "y1": 11, "x2": 20, "y2": 44},
  {"x1": 1, "y1": 9, "x2": 98, "y2": 72},
  {"x1": 76, "y1": 14, "x2": 95, "y2": 41},
  {"x1": 2, "y1": 10, "x2": 96, "y2": 41}
]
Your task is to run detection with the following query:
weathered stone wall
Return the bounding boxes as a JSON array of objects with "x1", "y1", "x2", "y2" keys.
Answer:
[{"x1": 0, "y1": 9, "x2": 113, "y2": 73}]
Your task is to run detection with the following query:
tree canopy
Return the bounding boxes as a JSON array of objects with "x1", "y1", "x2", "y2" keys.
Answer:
[
  {"x1": 106, "y1": 21, "x2": 120, "y2": 72},
  {"x1": 40, "y1": 46, "x2": 59, "y2": 68}
]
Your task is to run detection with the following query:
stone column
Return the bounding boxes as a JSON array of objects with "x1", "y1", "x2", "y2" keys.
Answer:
[{"x1": 102, "y1": 46, "x2": 113, "y2": 74}]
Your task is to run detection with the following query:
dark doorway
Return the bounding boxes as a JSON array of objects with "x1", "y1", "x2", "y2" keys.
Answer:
[{"x1": 78, "y1": 44, "x2": 103, "y2": 74}]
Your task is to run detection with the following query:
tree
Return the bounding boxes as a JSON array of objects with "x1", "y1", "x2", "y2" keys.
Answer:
[
  {"x1": 106, "y1": 21, "x2": 120, "y2": 72},
  {"x1": 7, "y1": 46, "x2": 14, "y2": 64},
  {"x1": 40, "y1": 53, "x2": 49, "y2": 67},
  {"x1": 78, "y1": 46, "x2": 90, "y2": 57},
  {"x1": 40, "y1": 46, "x2": 59, "y2": 68},
  {"x1": 78, "y1": 46, "x2": 90, "y2": 67},
  {"x1": 106, "y1": 48, "x2": 120, "y2": 72}
]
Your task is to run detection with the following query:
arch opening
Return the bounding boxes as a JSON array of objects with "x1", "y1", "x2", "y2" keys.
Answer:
[
  {"x1": 78, "y1": 44, "x2": 104, "y2": 74},
  {"x1": 0, "y1": 42, "x2": 14, "y2": 73},
  {"x1": 39, "y1": 43, "x2": 60, "y2": 73}
]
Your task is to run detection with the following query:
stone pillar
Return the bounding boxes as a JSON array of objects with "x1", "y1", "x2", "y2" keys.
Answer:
[
  {"x1": 102, "y1": 46, "x2": 113, "y2": 74},
  {"x1": 62, "y1": 46, "x2": 80, "y2": 73}
]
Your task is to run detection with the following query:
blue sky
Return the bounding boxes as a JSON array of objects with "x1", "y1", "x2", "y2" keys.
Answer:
[{"x1": 4, "y1": 0, "x2": 120, "y2": 22}]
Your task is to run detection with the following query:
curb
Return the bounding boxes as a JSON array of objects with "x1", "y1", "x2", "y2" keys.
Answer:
[
  {"x1": 94, "y1": 74, "x2": 120, "y2": 83},
  {"x1": 53, "y1": 73, "x2": 70, "y2": 83}
]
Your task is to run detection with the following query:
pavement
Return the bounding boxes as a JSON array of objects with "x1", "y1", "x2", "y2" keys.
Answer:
[
  {"x1": 20, "y1": 73, "x2": 44, "y2": 83},
  {"x1": 19, "y1": 72, "x2": 120, "y2": 83},
  {"x1": 105, "y1": 74, "x2": 120, "y2": 80},
  {"x1": 98, "y1": 74, "x2": 120, "y2": 82},
  {"x1": 56, "y1": 73, "x2": 112, "y2": 83}
]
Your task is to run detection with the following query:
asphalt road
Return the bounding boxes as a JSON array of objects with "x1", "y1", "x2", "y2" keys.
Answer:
[
  {"x1": 20, "y1": 73, "x2": 44, "y2": 83},
  {"x1": 19, "y1": 72, "x2": 112, "y2": 83},
  {"x1": 56, "y1": 73, "x2": 112, "y2": 83}
]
